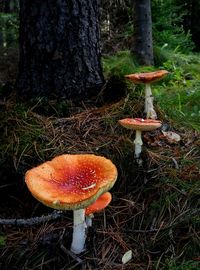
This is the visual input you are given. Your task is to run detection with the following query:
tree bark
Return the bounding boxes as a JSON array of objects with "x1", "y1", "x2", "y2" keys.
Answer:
[
  {"x1": 132, "y1": 0, "x2": 154, "y2": 65},
  {"x1": 191, "y1": 0, "x2": 200, "y2": 51},
  {"x1": 17, "y1": 0, "x2": 104, "y2": 99}
]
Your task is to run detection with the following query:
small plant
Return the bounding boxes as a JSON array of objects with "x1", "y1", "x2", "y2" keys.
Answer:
[
  {"x1": 163, "y1": 259, "x2": 199, "y2": 270},
  {"x1": 0, "y1": 12, "x2": 19, "y2": 47},
  {"x1": 152, "y1": 1, "x2": 195, "y2": 53},
  {"x1": 0, "y1": 235, "x2": 6, "y2": 247}
]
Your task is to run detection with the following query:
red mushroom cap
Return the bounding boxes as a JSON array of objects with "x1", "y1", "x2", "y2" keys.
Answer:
[
  {"x1": 25, "y1": 154, "x2": 117, "y2": 210},
  {"x1": 85, "y1": 192, "x2": 112, "y2": 216},
  {"x1": 118, "y1": 118, "x2": 162, "y2": 131},
  {"x1": 125, "y1": 70, "x2": 169, "y2": 84}
]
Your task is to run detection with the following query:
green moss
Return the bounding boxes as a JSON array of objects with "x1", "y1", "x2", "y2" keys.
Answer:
[
  {"x1": 162, "y1": 260, "x2": 199, "y2": 270},
  {"x1": 103, "y1": 50, "x2": 136, "y2": 77},
  {"x1": 0, "y1": 101, "x2": 47, "y2": 171}
]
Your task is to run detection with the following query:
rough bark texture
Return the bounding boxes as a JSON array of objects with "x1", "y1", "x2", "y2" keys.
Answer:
[
  {"x1": 17, "y1": 0, "x2": 104, "y2": 99},
  {"x1": 132, "y1": 0, "x2": 154, "y2": 65}
]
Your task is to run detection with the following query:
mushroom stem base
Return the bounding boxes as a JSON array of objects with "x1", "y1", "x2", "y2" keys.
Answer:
[
  {"x1": 145, "y1": 83, "x2": 157, "y2": 119},
  {"x1": 71, "y1": 209, "x2": 86, "y2": 254},
  {"x1": 135, "y1": 144, "x2": 142, "y2": 159},
  {"x1": 134, "y1": 130, "x2": 143, "y2": 158},
  {"x1": 86, "y1": 214, "x2": 94, "y2": 227}
]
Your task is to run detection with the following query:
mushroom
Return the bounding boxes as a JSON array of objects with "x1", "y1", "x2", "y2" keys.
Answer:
[
  {"x1": 125, "y1": 70, "x2": 168, "y2": 119},
  {"x1": 85, "y1": 192, "x2": 112, "y2": 227},
  {"x1": 119, "y1": 118, "x2": 162, "y2": 159},
  {"x1": 25, "y1": 154, "x2": 117, "y2": 254}
]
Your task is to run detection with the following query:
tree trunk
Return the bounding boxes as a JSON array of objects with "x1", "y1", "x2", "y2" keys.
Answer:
[
  {"x1": 17, "y1": 0, "x2": 104, "y2": 99},
  {"x1": 4, "y1": 0, "x2": 11, "y2": 13},
  {"x1": 132, "y1": 0, "x2": 154, "y2": 65},
  {"x1": 191, "y1": 0, "x2": 200, "y2": 51}
]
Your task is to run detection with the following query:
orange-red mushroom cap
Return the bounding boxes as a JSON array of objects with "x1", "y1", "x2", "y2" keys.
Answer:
[
  {"x1": 25, "y1": 154, "x2": 117, "y2": 210},
  {"x1": 125, "y1": 70, "x2": 168, "y2": 84},
  {"x1": 118, "y1": 118, "x2": 162, "y2": 131},
  {"x1": 85, "y1": 192, "x2": 112, "y2": 216}
]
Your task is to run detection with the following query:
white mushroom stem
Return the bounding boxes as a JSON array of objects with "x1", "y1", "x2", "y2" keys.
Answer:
[
  {"x1": 145, "y1": 83, "x2": 157, "y2": 119},
  {"x1": 134, "y1": 130, "x2": 143, "y2": 158},
  {"x1": 85, "y1": 214, "x2": 94, "y2": 227},
  {"x1": 70, "y1": 209, "x2": 87, "y2": 254}
]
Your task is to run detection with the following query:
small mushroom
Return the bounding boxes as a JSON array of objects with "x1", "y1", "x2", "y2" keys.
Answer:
[
  {"x1": 85, "y1": 192, "x2": 112, "y2": 227},
  {"x1": 125, "y1": 70, "x2": 168, "y2": 119},
  {"x1": 119, "y1": 118, "x2": 162, "y2": 158},
  {"x1": 25, "y1": 154, "x2": 117, "y2": 254}
]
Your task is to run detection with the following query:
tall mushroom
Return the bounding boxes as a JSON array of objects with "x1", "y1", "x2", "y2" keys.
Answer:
[
  {"x1": 125, "y1": 70, "x2": 168, "y2": 119},
  {"x1": 119, "y1": 118, "x2": 162, "y2": 159},
  {"x1": 25, "y1": 154, "x2": 117, "y2": 254}
]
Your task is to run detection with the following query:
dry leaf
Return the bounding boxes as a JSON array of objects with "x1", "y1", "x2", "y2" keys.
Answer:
[
  {"x1": 122, "y1": 250, "x2": 132, "y2": 264},
  {"x1": 162, "y1": 131, "x2": 181, "y2": 144}
]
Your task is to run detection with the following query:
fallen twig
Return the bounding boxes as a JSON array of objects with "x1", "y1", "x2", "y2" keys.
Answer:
[
  {"x1": 60, "y1": 244, "x2": 83, "y2": 264},
  {"x1": 0, "y1": 211, "x2": 63, "y2": 227}
]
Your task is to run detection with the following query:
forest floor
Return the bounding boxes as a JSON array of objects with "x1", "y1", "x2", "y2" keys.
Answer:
[{"x1": 0, "y1": 48, "x2": 200, "y2": 270}]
